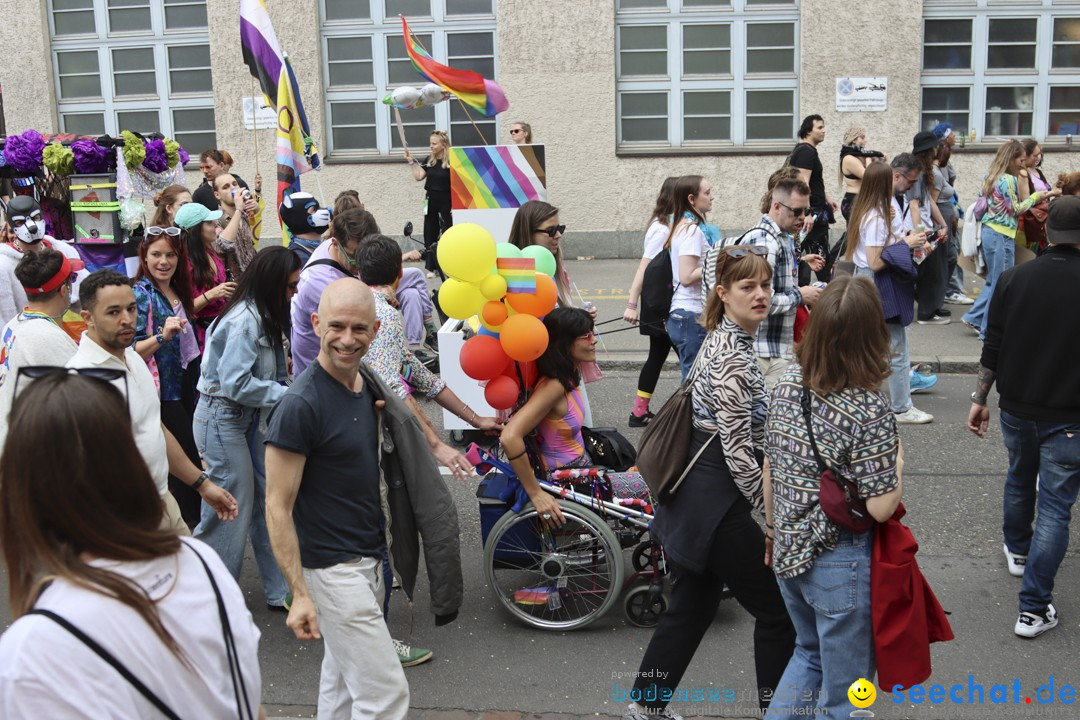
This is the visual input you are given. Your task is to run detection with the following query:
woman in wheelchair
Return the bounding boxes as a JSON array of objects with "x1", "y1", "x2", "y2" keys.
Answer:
[{"x1": 499, "y1": 307, "x2": 597, "y2": 529}]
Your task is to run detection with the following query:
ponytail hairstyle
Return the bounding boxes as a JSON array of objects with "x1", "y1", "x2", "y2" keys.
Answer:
[{"x1": 150, "y1": 184, "x2": 191, "y2": 227}]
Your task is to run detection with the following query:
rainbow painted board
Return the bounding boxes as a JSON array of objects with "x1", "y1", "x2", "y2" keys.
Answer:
[{"x1": 449, "y1": 145, "x2": 547, "y2": 211}]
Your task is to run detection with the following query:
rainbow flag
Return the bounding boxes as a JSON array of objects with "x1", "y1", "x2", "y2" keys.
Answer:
[
  {"x1": 449, "y1": 145, "x2": 547, "y2": 211},
  {"x1": 401, "y1": 16, "x2": 508, "y2": 117},
  {"x1": 497, "y1": 257, "x2": 536, "y2": 294},
  {"x1": 276, "y1": 56, "x2": 321, "y2": 222}
]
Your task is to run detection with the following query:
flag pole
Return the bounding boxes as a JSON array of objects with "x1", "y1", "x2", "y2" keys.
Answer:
[
  {"x1": 248, "y1": 74, "x2": 262, "y2": 190},
  {"x1": 408, "y1": 24, "x2": 490, "y2": 146}
]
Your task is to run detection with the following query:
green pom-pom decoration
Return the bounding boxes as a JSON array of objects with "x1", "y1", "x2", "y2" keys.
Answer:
[
  {"x1": 42, "y1": 143, "x2": 75, "y2": 178},
  {"x1": 121, "y1": 130, "x2": 145, "y2": 170},
  {"x1": 164, "y1": 138, "x2": 180, "y2": 169}
]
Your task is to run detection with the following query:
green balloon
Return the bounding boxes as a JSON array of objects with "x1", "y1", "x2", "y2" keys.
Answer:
[
  {"x1": 521, "y1": 245, "x2": 557, "y2": 277},
  {"x1": 495, "y1": 242, "x2": 522, "y2": 259}
]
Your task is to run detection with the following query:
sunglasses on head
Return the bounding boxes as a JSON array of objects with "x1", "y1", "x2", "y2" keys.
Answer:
[
  {"x1": 147, "y1": 226, "x2": 181, "y2": 237},
  {"x1": 13, "y1": 366, "x2": 130, "y2": 415},
  {"x1": 534, "y1": 225, "x2": 566, "y2": 238},
  {"x1": 716, "y1": 244, "x2": 769, "y2": 277}
]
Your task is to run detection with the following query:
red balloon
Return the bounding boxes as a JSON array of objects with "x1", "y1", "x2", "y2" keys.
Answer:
[
  {"x1": 503, "y1": 359, "x2": 540, "y2": 390},
  {"x1": 484, "y1": 374, "x2": 520, "y2": 410},
  {"x1": 505, "y1": 273, "x2": 558, "y2": 317},
  {"x1": 460, "y1": 335, "x2": 511, "y2": 381}
]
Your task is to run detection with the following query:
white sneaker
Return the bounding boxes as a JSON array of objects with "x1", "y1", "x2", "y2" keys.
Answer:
[
  {"x1": 1015, "y1": 604, "x2": 1058, "y2": 638},
  {"x1": 945, "y1": 291, "x2": 975, "y2": 305},
  {"x1": 1004, "y1": 544, "x2": 1027, "y2": 577},
  {"x1": 895, "y1": 407, "x2": 933, "y2": 424}
]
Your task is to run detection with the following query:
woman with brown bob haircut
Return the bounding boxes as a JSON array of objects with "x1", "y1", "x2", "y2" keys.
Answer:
[
  {"x1": 0, "y1": 372, "x2": 264, "y2": 717},
  {"x1": 763, "y1": 274, "x2": 904, "y2": 719},
  {"x1": 627, "y1": 247, "x2": 796, "y2": 719}
]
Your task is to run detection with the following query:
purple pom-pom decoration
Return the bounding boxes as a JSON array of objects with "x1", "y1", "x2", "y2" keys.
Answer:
[
  {"x1": 4, "y1": 129, "x2": 46, "y2": 173},
  {"x1": 72, "y1": 140, "x2": 110, "y2": 174},
  {"x1": 178, "y1": 145, "x2": 190, "y2": 166},
  {"x1": 143, "y1": 138, "x2": 168, "y2": 173}
]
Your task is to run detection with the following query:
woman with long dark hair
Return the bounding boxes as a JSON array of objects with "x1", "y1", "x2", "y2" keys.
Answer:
[
  {"x1": 0, "y1": 372, "x2": 262, "y2": 717},
  {"x1": 907, "y1": 131, "x2": 951, "y2": 325},
  {"x1": 499, "y1": 307, "x2": 599, "y2": 526},
  {"x1": 623, "y1": 177, "x2": 678, "y2": 426},
  {"x1": 764, "y1": 275, "x2": 903, "y2": 719},
  {"x1": 626, "y1": 247, "x2": 794, "y2": 720},
  {"x1": 175, "y1": 203, "x2": 236, "y2": 351},
  {"x1": 1017, "y1": 138, "x2": 1053, "y2": 253},
  {"x1": 403, "y1": 130, "x2": 453, "y2": 277},
  {"x1": 132, "y1": 228, "x2": 202, "y2": 527},
  {"x1": 194, "y1": 245, "x2": 301, "y2": 611}
]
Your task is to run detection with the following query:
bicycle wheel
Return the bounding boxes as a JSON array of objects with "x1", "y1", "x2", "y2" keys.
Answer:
[{"x1": 483, "y1": 498, "x2": 626, "y2": 630}]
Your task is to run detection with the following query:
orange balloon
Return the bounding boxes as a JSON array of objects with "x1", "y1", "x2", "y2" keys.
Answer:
[
  {"x1": 481, "y1": 300, "x2": 508, "y2": 328},
  {"x1": 499, "y1": 313, "x2": 549, "y2": 362},
  {"x1": 504, "y1": 273, "x2": 558, "y2": 317}
]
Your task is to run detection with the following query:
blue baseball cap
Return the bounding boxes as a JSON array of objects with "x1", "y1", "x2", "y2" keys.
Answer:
[{"x1": 174, "y1": 202, "x2": 223, "y2": 230}]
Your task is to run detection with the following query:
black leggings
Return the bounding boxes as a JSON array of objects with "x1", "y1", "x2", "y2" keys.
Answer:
[
  {"x1": 633, "y1": 503, "x2": 796, "y2": 712},
  {"x1": 637, "y1": 333, "x2": 673, "y2": 396},
  {"x1": 423, "y1": 193, "x2": 453, "y2": 272}
]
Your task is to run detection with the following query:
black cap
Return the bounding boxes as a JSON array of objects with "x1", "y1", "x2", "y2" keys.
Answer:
[
  {"x1": 912, "y1": 131, "x2": 940, "y2": 155},
  {"x1": 1047, "y1": 195, "x2": 1080, "y2": 245}
]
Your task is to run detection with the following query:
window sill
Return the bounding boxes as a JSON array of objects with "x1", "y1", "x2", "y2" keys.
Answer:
[
  {"x1": 616, "y1": 145, "x2": 794, "y2": 158},
  {"x1": 323, "y1": 153, "x2": 410, "y2": 165}
]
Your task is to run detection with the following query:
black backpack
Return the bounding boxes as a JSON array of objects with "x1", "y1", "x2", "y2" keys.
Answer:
[{"x1": 639, "y1": 247, "x2": 675, "y2": 329}]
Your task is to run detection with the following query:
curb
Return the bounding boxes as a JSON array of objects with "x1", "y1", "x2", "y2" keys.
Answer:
[{"x1": 597, "y1": 355, "x2": 980, "y2": 374}]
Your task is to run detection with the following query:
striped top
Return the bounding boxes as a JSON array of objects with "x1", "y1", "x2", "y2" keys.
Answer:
[
  {"x1": 536, "y1": 381, "x2": 588, "y2": 470},
  {"x1": 766, "y1": 366, "x2": 901, "y2": 580}
]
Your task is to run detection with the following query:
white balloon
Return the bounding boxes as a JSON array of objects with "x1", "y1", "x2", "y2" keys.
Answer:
[
  {"x1": 391, "y1": 86, "x2": 422, "y2": 108},
  {"x1": 420, "y1": 83, "x2": 449, "y2": 106}
]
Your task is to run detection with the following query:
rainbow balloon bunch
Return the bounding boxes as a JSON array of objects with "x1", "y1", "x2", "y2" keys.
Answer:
[{"x1": 437, "y1": 224, "x2": 559, "y2": 410}]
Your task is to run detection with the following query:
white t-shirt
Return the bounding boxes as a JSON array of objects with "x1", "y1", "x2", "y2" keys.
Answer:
[
  {"x1": 642, "y1": 219, "x2": 670, "y2": 260},
  {"x1": 68, "y1": 334, "x2": 169, "y2": 496},
  {"x1": 853, "y1": 199, "x2": 904, "y2": 269},
  {"x1": 669, "y1": 222, "x2": 708, "y2": 313},
  {"x1": 0, "y1": 312, "x2": 79, "y2": 448},
  {"x1": 0, "y1": 538, "x2": 262, "y2": 719}
]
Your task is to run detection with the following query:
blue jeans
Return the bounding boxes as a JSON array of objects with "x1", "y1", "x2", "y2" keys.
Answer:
[
  {"x1": 963, "y1": 226, "x2": 1014, "y2": 339},
  {"x1": 885, "y1": 322, "x2": 911, "y2": 414},
  {"x1": 765, "y1": 530, "x2": 874, "y2": 719},
  {"x1": 666, "y1": 308, "x2": 706, "y2": 381},
  {"x1": 998, "y1": 410, "x2": 1080, "y2": 613},
  {"x1": 193, "y1": 395, "x2": 289, "y2": 606}
]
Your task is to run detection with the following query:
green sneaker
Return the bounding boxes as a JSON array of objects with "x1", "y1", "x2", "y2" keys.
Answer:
[{"x1": 392, "y1": 638, "x2": 433, "y2": 667}]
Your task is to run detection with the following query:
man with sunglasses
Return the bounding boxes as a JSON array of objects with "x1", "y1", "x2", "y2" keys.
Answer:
[
  {"x1": 702, "y1": 177, "x2": 824, "y2": 388},
  {"x1": 67, "y1": 270, "x2": 238, "y2": 533},
  {"x1": 0, "y1": 250, "x2": 80, "y2": 447},
  {"x1": 0, "y1": 196, "x2": 89, "y2": 310}
]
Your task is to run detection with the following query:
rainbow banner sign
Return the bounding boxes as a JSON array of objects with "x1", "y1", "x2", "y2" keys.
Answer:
[
  {"x1": 497, "y1": 257, "x2": 537, "y2": 294},
  {"x1": 449, "y1": 145, "x2": 547, "y2": 211}
]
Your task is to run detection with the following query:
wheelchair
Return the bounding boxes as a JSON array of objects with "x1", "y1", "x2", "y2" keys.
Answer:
[{"x1": 472, "y1": 445, "x2": 669, "y2": 631}]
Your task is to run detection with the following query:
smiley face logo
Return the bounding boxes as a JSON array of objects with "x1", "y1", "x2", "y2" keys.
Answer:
[{"x1": 848, "y1": 678, "x2": 877, "y2": 708}]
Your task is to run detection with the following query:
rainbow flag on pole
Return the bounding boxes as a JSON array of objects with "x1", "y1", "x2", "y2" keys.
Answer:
[
  {"x1": 497, "y1": 257, "x2": 537, "y2": 294},
  {"x1": 401, "y1": 16, "x2": 508, "y2": 117},
  {"x1": 275, "y1": 55, "x2": 321, "y2": 217}
]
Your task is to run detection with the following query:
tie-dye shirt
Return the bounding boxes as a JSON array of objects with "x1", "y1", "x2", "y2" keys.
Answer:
[{"x1": 982, "y1": 174, "x2": 1045, "y2": 239}]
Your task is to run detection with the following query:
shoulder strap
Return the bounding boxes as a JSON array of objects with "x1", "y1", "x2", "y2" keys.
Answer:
[
  {"x1": 26, "y1": 609, "x2": 183, "y2": 720},
  {"x1": 800, "y1": 386, "x2": 829, "y2": 473},
  {"x1": 303, "y1": 258, "x2": 349, "y2": 275}
]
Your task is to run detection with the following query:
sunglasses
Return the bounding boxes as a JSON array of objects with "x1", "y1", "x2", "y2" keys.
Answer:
[
  {"x1": 510, "y1": 128, "x2": 523, "y2": 134},
  {"x1": 576, "y1": 331, "x2": 597, "y2": 341},
  {"x1": 534, "y1": 225, "x2": 566, "y2": 238},
  {"x1": 147, "y1": 226, "x2": 181, "y2": 237},
  {"x1": 716, "y1": 244, "x2": 769, "y2": 279},
  {"x1": 777, "y1": 201, "x2": 810, "y2": 218},
  {"x1": 13, "y1": 366, "x2": 130, "y2": 415}
]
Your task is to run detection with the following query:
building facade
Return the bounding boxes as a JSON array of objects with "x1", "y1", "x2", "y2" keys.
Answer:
[{"x1": 3, "y1": 0, "x2": 1078, "y2": 255}]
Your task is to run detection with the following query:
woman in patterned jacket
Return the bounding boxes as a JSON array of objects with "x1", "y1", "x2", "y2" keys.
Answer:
[
  {"x1": 764, "y1": 275, "x2": 904, "y2": 719},
  {"x1": 625, "y1": 246, "x2": 795, "y2": 720}
]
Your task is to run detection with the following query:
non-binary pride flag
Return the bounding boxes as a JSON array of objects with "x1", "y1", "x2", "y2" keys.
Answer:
[
  {"x1": 276, "y1": 56, "x2": 321, "y2": 216},
  {"x1": 401, "y1": 16, "x2": 508, "y2": 117},
  {"x1": 497, "y1": 257, "x2": 537, "y2": 294},
  {"x1": 449, "y1": 145, "x2": 547, "y2": 211},
  {"x1": 240, "y1": 0, "x2": 283, "y2": 105}
]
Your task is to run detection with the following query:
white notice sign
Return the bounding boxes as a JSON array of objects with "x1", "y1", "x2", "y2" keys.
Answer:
[
  {"x1": 835, "y1": 77, "x2": 888, "y2": 112},
  {"x1": 242, "y1": 96, "x2": 277, "y2": 130}
]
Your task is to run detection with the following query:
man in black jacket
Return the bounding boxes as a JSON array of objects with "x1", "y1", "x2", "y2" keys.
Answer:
[{"x1": 968, "y1": 196, "x2": 1080, "y2": 639}]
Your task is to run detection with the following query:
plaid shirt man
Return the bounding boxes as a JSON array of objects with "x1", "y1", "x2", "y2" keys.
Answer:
[{"x1": 702, "y1": 214, "x2": 803, "y2": 360}]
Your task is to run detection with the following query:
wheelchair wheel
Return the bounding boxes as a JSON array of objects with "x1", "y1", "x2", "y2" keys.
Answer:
[
  {"x1": 624, "y1": 583, "x2": 668, "y2": 628},
  {"x1": 483, "y1": 498, "x2": 625, "y2": 630}
]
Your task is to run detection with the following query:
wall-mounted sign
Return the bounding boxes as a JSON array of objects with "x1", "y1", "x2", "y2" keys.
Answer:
[
  {"x1": 242, "y1": 96, "x2": 277, "y2": 130},
  {"x1": 836, "y1": 77, "x2": 888, "y2": 112}
]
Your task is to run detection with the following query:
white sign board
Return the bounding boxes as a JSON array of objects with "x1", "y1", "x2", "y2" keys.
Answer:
[
  {"x1": 242, "y1": 96, "x2": 277, "y2": 130},
  {"x1": 835, "y1": 77, "x2": 888, "y2": 112}
]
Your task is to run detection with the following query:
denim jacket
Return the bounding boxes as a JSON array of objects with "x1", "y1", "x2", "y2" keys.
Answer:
[{"x1": 197, "y1": 300, "x2": 288, "y2": 408}]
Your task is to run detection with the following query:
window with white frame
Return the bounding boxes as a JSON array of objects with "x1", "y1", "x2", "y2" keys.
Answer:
[
  {"x1": 921, "y1": 1, "x2": 1080, "y2": 141},
  {"x1": 48, "y1": 0, "x2": 215, "y2": 155},
  {"x1": 321, "y1": 0, "x2": 496, "y2": 156},
  {"x1": 616, "y1": 0, "x2": 799, "y2": 148}
]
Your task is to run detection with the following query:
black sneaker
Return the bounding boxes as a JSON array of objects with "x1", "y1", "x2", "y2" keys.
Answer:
[
  {"x1": 629, "y1": 411, "x2": 654, "y2": 428},
  {"x1": 935, "y1": 307, "x2": 952, "y2": 317}
]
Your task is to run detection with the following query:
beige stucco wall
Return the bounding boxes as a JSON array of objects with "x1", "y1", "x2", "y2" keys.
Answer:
[{"x1": 0, "y1": 1, "x2": 58, "y2": 134}]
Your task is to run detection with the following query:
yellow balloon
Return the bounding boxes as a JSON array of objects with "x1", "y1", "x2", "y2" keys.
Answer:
[
  {"x1": 438, "y1": 278, "x2": 486, "y2": 320},
  {"x1": 480, "y1": 274, "x2": 508, "y2": 301},
  {"x1": 437, "y1": 223, "x2": 497, "y2": 283}
]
